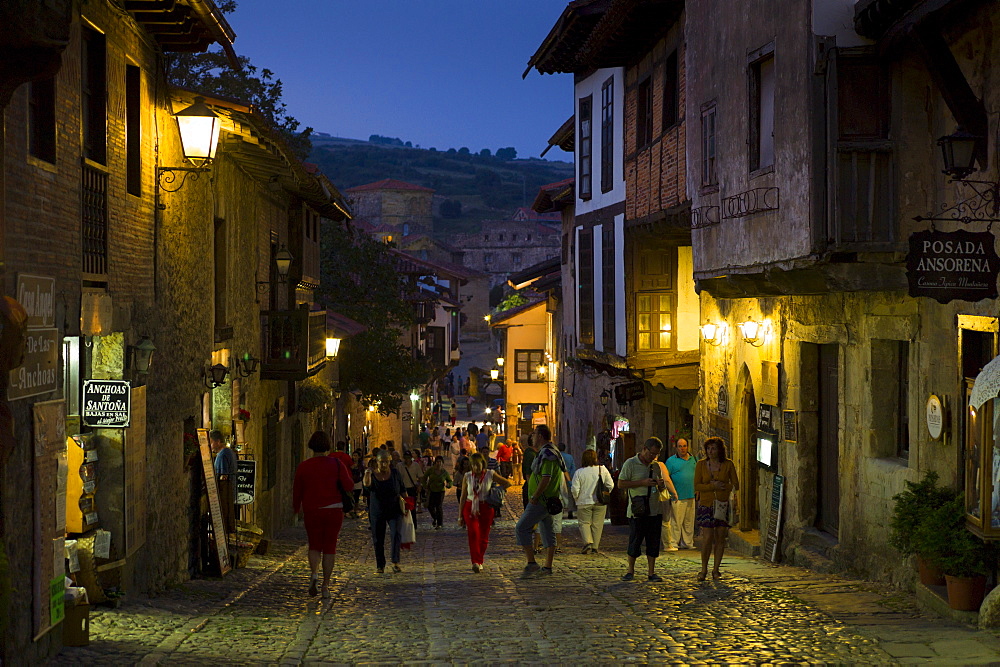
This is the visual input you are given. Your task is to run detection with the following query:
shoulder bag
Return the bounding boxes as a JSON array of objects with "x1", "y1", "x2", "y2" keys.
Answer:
[
  {"x1": 630, "y1": 465, "x2": 654, "y2": 517},
  {"x1": 333, "y1": 459, "x2": 355, "y2": 513},
  {"x1": 485, "y1": 475, "x2": 506, "y2": 510},
  {"x1": 593, "y1": 467, "x2": 611, "y2": 506},
  {"x1": 710, "y1": 463, "x2": 729, "y2": 521}
]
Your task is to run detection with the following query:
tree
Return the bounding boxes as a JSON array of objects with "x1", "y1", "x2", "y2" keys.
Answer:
[
  {"x1": 458, "y1": 147, "x2": 470, "y2": 155},
  {"x1": 496, "y1": 147, "x2": 518, "y2": 161},
  {"x1": 479, "y1": 148, "x2": 492, "y2": 157},
  {"x1": 164, "y1": 3, "x2": 312, "y2": 160},
  {"x1": 319, "y1": 223, "x2": 430, "y2": 414}
]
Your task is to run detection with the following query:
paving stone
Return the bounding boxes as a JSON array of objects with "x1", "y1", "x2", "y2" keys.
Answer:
[{"x1": 52, "y1": 486, "x2": 1000, "y2": 664}]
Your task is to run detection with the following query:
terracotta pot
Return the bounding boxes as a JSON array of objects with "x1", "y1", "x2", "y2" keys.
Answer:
[
  {"x1": 917, "y1": 555, "x2": 946, "y2": 586},
  {"x1": 945, "y1": 574, "x2": 987, "y2": 611}
]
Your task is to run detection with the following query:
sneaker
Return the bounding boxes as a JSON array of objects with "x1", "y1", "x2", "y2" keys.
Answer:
[
  {"x1": 621, "y1": 572, "x2": 635, "y2": 581},
  {"x1": 523, "y1": 562, "x2": 540, "y2": 576},
  {"x1": 539, "y1": 567, "x2": 553, "y2": 575},
  {"x1": 392, "y1": 564, "x2": 402, "y2": 573},
  {"x1": 647, "y1": 574, "x2": 663, "y2": 582},
  {"x1": 666, "y1": 547, "x2": 679, "y2": 552},
  {"x1": 308, "y1": 575, "x2": 318, "y2": 597},
  {"x1": 581, "y1": 544, "x2": 593, "y2": 554}
]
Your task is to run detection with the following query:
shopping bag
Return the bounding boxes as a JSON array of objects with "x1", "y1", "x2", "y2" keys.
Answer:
[{"x1": 399, "y1": 511, "x2": 416, "y2": 549}]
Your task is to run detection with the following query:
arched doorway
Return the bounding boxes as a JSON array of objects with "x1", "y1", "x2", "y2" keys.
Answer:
[{"x1": 734, "y1": 365, "x2": 760, "y2": 531}]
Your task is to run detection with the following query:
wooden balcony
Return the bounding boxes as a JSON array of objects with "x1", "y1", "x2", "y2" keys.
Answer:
[{"x1": 260, "y1": 308, "x2": 327, "y2": 380}]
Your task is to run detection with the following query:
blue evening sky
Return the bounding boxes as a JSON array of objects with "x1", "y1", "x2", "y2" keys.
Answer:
[{"x1": 229, "y1": 0, "x2": 573, "y2": 160}]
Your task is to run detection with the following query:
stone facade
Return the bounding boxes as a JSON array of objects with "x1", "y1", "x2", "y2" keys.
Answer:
[
  {"x1": 345, "y1": 179, "x2": 434, "y2": 237},
  {"x1": 453, "y1": 220, "x2": 560, "y2": 288}
]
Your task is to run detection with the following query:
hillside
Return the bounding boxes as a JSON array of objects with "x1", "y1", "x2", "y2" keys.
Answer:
[{"x1": 308, "y1": 137, "x2": 573, "y2": 236}]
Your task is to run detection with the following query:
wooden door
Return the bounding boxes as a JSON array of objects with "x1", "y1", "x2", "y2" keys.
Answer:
[
  {"x1": 816, "y1": 344, "x2": 840, "y2": 536},
  {"x1": 740, "y1": 385, "x2": 759, "y2": 531}
]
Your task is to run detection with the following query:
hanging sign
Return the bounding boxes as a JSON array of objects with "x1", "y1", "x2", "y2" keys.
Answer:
[
  {"x1": 82, "y1": 379, "x2": 131, "y2": 428},
  {"x1": 614, "y1": 381, "x2": 646, "y2": 404},
  {"x1": 906, "y1": 229, "x2": 1000, "y2": 304},
  {"x1": 235, "y1": 460, "x2": 256, "y2": 505}
]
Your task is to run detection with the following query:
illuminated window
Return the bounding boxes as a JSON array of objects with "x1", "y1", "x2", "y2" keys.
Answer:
[
  {"x1": 515, "y1": 349, "x2": 544, "y2": 383},
  {"x1": 637, "y1": 293, "x2": 671, "y2": 351}
]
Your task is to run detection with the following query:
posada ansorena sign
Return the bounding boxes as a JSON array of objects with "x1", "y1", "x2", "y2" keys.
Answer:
[{"x1": 906, "y1": 229, "x2": 1000, "y2": 304}]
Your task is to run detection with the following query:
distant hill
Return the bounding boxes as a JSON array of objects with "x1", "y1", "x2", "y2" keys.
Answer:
[{"x1": 308, "y1": 137, "x2": 573, "y2": 236}]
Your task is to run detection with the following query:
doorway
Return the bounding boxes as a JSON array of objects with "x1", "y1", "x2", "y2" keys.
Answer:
[
  {"x1": 736, "y1": 375, "x2": 759, "y2": 531},
  {"x1": 816, "y1": 343, "x2": 840, "y2": 537}
]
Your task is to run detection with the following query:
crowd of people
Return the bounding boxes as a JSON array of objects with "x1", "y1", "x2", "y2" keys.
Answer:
[{"x1": 288, "y1": 415, "x2": 740, "y2": 598}]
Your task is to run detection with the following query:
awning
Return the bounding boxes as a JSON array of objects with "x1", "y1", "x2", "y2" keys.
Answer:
[{"x1": 970, "y1": 355, "x2": 1000, "y2": 409}]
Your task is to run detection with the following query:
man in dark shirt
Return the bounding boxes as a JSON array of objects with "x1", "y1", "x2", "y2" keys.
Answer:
[{"x1": 211, "y1": 429, "x2": 238, "y2": 534}]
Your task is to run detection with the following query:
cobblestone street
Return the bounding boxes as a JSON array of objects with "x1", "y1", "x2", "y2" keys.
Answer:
[{"x1": 57, "y1": 489, "x2": 1000, "y2": 665}]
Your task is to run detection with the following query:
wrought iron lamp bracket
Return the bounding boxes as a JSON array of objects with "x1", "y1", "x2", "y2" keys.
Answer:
[
  {"x1": 157, "y1": 166, "x2": 210, "y2": 193},
  {"x1": 913, "y1": 178, "x2": 1000, "y2": 228}
]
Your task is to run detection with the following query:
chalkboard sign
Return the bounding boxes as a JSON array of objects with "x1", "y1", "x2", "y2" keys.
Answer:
[
  {"x1": 763, "y1": 474, "x2": 785, "y2": 563},
  {"x1": 82, "y1": 379, "x2": 131, "y2": 428},
  {"x1": 782, "y1": 410, "x2": 797, "y2": 443},
  {"x1": 235, "y1": 460, "x2": 256, "y2": 505}
]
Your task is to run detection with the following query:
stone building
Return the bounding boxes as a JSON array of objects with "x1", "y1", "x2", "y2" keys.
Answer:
[
  {"x1": 688, "y1": 0, "x2": 1000, "y2": 584},
  {"x1": 452, "y1": 218, "x2": 561, "y2": 289},
  {"x1": 0, "y1": 2, "x2": 353, "y2": 658},
  {"x1": 345, "y1": 178, "x2": 435, "y2": 237}
]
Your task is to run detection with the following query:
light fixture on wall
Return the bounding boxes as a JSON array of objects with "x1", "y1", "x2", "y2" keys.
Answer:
[
  {"x1": 700, "y1": 322, "x2": 726, "y2": 346},
  {"x1": 128, "y1": 336, "x2": 156, "y2": 374},
  {"x1": 738, "y1": 320, "x2": 766, "y2": 347},
  {"x1": 157, "y1": 96, "x2": 222, "y2": 193},
  {"x1": 599, "y1": 389, "x2": 611, "y2": 407},
  {"x1": 490, "y1": 368, "x2": 500, "y2": 381},
  {"x1": 325, "y1": 336, "x2": 342, "y2": 358},
  {"x1": 204, "y1": 363, "x2": 230, "y2": 388},
  {"x1": 496, "y1": 356, "x2": 505, "y2": 367},
  {"x1": 257, "y1": 245, "x2": 295, "y2": 292},
  {"x1": 237, "y1": 353, "x2": 259, "y2": 378},
  {"x1": 536, "y1": 363, "x2": 547, "y2": 378},
  {"x1": 914, "y1": 128, "x2": 1000, "y2": 225}
]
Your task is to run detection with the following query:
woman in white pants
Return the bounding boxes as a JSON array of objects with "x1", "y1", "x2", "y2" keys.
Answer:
[{"x1": 571, "y1": 449, "x2": 615, "y2": 554}]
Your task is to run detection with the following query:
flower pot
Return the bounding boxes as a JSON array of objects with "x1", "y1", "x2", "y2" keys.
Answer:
[
  {"x1": 917, "y1": 555, "x2": 946, "y2": 586},
  {"x1": 945, "y1": 574, "x2": 987, "y2": 611}
]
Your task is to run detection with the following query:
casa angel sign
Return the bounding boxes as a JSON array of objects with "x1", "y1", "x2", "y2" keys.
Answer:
[{"x1": 906, "y1": 229, "x2": 1000, "y2": 304}]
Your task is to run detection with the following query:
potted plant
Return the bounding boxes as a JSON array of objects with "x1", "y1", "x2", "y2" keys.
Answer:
[
  {"x1": 298, "y1": 377, "x2": 332, "y2": 413},
  {"x1": 889, "y1": 471, "x2": 953, "y2": 585},
  {"x1": 918, "y1": 497, "x2": 995, "y2": 611}
]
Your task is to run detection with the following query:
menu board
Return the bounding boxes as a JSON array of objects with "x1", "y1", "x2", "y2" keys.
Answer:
[
  {"x1": 198, "y1": 429, "x2": 231, "y2": 576},
  {"x1": 763, "y1": 474, "x2": 785, "y2": 563},
  {"x1": 235, "y1": 460, "x2": 256, "y2": 505}
]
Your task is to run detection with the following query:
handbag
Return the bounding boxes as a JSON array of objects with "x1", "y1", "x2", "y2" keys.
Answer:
[
  {"x1": 593, "y1": 469, "x2": 611, "y2": 506},
  {"x1": 485, "y1": 482, "x2": 505, "y2": 510},
  {"x1": 545, "y1": 495, "x2": 563, "y2": 515},
  {"x1": 338, "y1": 479, "x2": 355, "y2": 513},
  {"x1": 713, "y1": 499, "x2": 730, "y2": 521},
  {"x1": 630, "y1": 465, "x2": 654, "y2": 517}
]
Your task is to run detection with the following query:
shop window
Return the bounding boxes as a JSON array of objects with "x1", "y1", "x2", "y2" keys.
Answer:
[
  {"x1": 961, "y1": 319, "x2": 1000, "y2": 538},
  {"x1": 663, "y1": 50, "x2": 679, "y2": 130},
  {"x1": 28, "y1": 76, "x2": 56, "y2": 163},
  {"x1": 870, "y1": 339, "x2": 909, "y2": 461},
  {"x1": 749, "y1": 52, "x2": 775, "y2": 172},
  {"x1": 515, "y1": 349, "x2": 544, "y2": 383}
]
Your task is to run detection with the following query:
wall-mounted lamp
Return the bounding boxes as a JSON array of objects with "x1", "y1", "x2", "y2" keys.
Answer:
[
  {"x1": 738, "y1": 320, "x2": 766, "y2": 347},
  {"x1": 496, "y1": 356, "x2": 505, "y2": 367},
  {"x1": 326, "y1": 336, "x2": 342, "y2": 358},
  {"x1": 536, "y1": 363, "x2": 548, "y2": 378},
  {"x1": 157, "y1": 96, "x2": 221, "y2": 193},
  {"x1": 484, "y1": 314, "x2": 492, "y2": 323},
  {"x1": 204, "y1": 363, "x2": 230, "y2": 388},
  {"x1": 599, "y1": 389, "x2": 611, "y2": 407},
  {"x1": 257, "y1": 244, "x2": 295, "y2": 292},
  {"x1": 409, "y1": 391, "x2": 420, "y2": 402},
  {"x1": 128, "y1": 336, "x2": 156, "y2": 374},
  {"x1": 701, "y1": 322, "x2": 726, "y2": 346},
  {"x1": 237, "y1": 353, "x2": 259, "y2": 378},
  {"x1": 938, "y1": 128, "x2": 981, "y2": 180},
  {"x1": 490, "y1": 368, "x2": 500, "y2": 381}
]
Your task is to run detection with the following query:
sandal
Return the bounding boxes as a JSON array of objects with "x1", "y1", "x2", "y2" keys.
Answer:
[
  {"x1": 712, "y1": 570, "x2": 722, "y2": 580},
  {"x1": 697, "y1": 570, "x2": 707, "y2": 582}
]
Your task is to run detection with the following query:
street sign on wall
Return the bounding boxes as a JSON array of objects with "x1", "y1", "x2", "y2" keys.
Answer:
[
  {"x1": 82, "y1": 379, "x2": 131, "y2": 428},
  {"x1": 906, "y1": 229, "x2": 1000, "y2": 303},
  {"x1": 8, "y1": 328, "x2": 59, "y2": 401}
]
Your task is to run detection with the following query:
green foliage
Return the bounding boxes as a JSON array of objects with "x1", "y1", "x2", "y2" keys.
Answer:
[
  {"x1": 495, "y1": 147, "x2": 517, "y2": 161},
  {"x1": 479, "y1": 148, "x2": 492, "y2": 157},
  {"x1": 916, "y1": 497, "x2": 996, "y2": 577},
  {"x1": 164, "y1": 2, "x2": 311, "y2": 160},
  {"x1": 494, "y1": 290, "x2": 529, "y2": 315},
  {"x1": 297, "y1": 376, "x2": 332, "y2": 413},
  {"x1": 369, "y1": 134, "x2": 405, "y2": 146},
  {"x1": 889, "y1": 471, "x2": 954, "y2": 556},
  {"x1": 318, "y1": 223, "x2": 430, "y2": 414}
]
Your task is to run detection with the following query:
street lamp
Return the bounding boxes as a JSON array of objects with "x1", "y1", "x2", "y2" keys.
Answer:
[
  {"x1": 738, "y1": 320, "x2": 765, "y2": 347},
  {"x1": 257, "y1": 245, "x2": 294, "y2": 291},
  {"x1": 410, "y1": 391, "x2": 420, "y2": 402},
  {"x1": 496, "y1": 356, "x2": 505, "y2": 367},
  {"x1": 536, "y1": 363, "x2": 547, "y2": 378},
  {"x1": 129, "y1": 336, "x2": 156, "y2": 374},
  {"x1": 325, "y1": 336, "x2": 342, "y2": 358},
  {"x1": 600, "y1": 389, "x2": 611, "y2": 407},
  {"x1": 157, "y1": 96, "x2": 222, "y2": 192},
  {"x1": 490, "y1": 368, "x2": 500, "y2": 381},
  {"x1": 237, "y1": 353, "x2": 259, "y2": 377},
  {"x1": 938, "y1": 128, "x2": 981, "y2": 180},
  {"x1": 204, "y1": 363, "x2": 230, "y2": 388}
]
